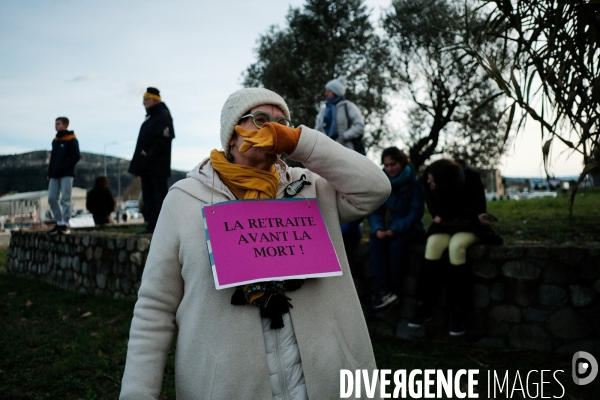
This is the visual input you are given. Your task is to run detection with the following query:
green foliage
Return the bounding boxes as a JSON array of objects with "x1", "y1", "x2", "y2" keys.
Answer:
[
  {"x1": 382, "y1": 0, "x2": 509, "y2": 169},
  {"x1": 455, "y1": 0, "x2": 600, "y2": 206},
  {"x1": 243, "y1": 0, "x2": 393, "y2": 147}
]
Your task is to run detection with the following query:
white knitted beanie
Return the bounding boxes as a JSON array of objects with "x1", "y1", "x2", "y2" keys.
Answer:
[
  {"x1": 325, "y1": 77, "x2": 347, "y2": 97},
  {"x1": 220, "y1": 87, "x2": 290, "y2": 156}
]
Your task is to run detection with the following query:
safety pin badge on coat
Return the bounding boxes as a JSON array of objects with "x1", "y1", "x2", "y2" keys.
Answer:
[{"x1": 284, "y1": 174, "x2": 312, "y2": 198}]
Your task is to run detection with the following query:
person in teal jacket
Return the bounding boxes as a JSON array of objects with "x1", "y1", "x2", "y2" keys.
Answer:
[{"x1": 368, "y1": 147, "x2": 425, "y2": 309}]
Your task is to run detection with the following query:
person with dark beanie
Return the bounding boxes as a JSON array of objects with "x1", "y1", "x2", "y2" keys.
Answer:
[
  {"x1": 47, "y1": 116, "x2": 80, "y2": 235},
  {"x1": 409, "y1": 159, "x2": 502, "y2": 336},
  {"x1": 368, "y1": 147, "x2": 424, "y2": 309},
  {"x1": 86, "y1": 176, "x2": 115, "y2": 226},
  {"x1": 128, "y1": 87, "x2": 175, "y2": 234}
]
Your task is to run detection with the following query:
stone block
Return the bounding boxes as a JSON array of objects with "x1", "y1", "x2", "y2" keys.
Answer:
[
  {"x1": 74, "y1": 236, "x2": 81, "y2": 245},
  {"x1": 116, "y1": 238, "x2": 126, "y2": 249},
  {"x1": 472, "y1": 261, "x2": 497, "y2": 279},
  {"x1": 501, "y1": 261, "x2": 540, "y2": 280},
  {"x1": 60, "y1": 256, "x2": 69, "y2": 269},
  {"x1": 539, "y1": 285, "x2": 568, "y2": 307},
  {"x1": 556, "y1": 340, "x2": 600, "y2": 355},
  {"x1": 467, "y1": 245, "x2": 486, "y2": 259},
  {"x1": 489, "y1": 247, "x2": 524, "y2": 260},
  {"x1": 547, "y1": 308, "x2": 592, "y2": 339},
  {"x1": 85, "y1": 247, "x2": 93, "y2": 261},
  {"x1": 583, "y1": 304, "x2": 600, "y2": 336},
  {"x1": 509, "y1": 325, "x2": 552, "y2": 351},
  {"x1": 91, "y1": 236, "x2": 98, "y2": 246},
  {"x1": 369, "y1": 320, "x2": 395, "y2": 338},
  {"x1": 522, "y1": 308, "x2": 552, "y2": 323},
  {"x1": 127, "y1": 237, "x2": 136, "y2": 251},
  {"x1": 489, "y1": 305, "x2": 521, "y2": 323},
  {"x1": 506, "y1": 279, "x2": 538, "y2": 306},
  {"x1": 74, "y1": 272, "x2": 82, "y2": 288},
  {"x1": 542, "y1": 259, "x2": 580, "y2": 284},
  {"x1": 487, "y1": 321, "x2": 510, "y2": 336},
  {"x1": 72, "y1": 257, "x2": 80, "y2": 272},
  {"x1": 93, "y1": 247, "x2": 103, "y2": 261},
  {"x1": 99, "y1": 262, "x2": 110, "y2": 275},
  {"x1": 399, "y1": 296, "x2": 416, "y2": 319},
  {"x1": 82, "y1": 236, "x2": 90, "y2": 246},
  {"x1": 107, "y1": 276, "x2": 116, "y2": 292},
  {"x1": 400, "y1": 277, "x2": 417, "y2": 296},
  {"x1": 570, "y1": 285, "x2": 596, "y2": 308},
  {"x1": 120, "y1": 278, "x2": 132, "y2": 294},
  {"x1": 473, "y1": 284, "x2": 490, "y2": 308},
  {"x1": 130, "y1": 252, "x2": 143, "y2": 266},
  {"x1": 137, "y1": 238, "x2": 151, "y2": 252},
  {"x1": 96, "y1": 274, "x2": 107, "y2": 289},
  {"x1": 112, "y1": 262, "x2": 123, "y2": 275},
  {"x1": 107, "y1": 239, "x2": 115, "y2": 250},
  {"x1": 553, "y1": 246, "x2": 586, "y2": 266},
  {"x1": 83, "y1": 277, "x2": 91, "y2": 288},
  {"x1": 118, "y1": 250, "x2": 127, "y2": 263},
  {"x1": 581, "y1": 255, "x2": 600, "y2": 279}
]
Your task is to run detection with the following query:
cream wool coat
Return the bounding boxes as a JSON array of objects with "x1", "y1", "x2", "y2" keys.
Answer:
[{"x1": 120, "y1": 127, "x2": 391, "y2": 400}]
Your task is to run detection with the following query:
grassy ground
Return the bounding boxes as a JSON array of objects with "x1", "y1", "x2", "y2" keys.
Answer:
[
  {"x1": 1, "y1": 254, "x2": 598, "y2": 399},
  {"x1": 363, "y1": 188, "x2": 600, "y2": 244}
]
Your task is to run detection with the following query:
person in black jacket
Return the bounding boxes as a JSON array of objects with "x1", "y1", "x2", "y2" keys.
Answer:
[
  {"x1": 86, "y1": 176, "x2": 115, "y2": 226},
  {"x1": 409, "y1": 159, "x2": 502, "y2": 336},
  {"x1": 47, "y1": 116, "x2": 81, "y2": 235},
  {"x1": 128, "y1": 87, "x2": 175, "y2": 234}
]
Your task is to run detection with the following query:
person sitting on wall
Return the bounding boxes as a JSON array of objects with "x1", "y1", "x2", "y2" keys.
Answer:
[
  {"x1": 368, "y1": 147, "x2": 425, "y2": 310},
  {"x1": 86, "y1": 176, "x2": 115, "y2": 226},
  {"x1": 409, "y1": 159, "x2": 502, "y2": 336}
]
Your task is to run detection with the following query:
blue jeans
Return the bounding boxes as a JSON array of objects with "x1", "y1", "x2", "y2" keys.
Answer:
[
  {"x1": 48, "y1": 176, "x2": 74, "y2": 224},
  {"x1": 369, "y1": 225, "x2": 423, "y2": 296}
]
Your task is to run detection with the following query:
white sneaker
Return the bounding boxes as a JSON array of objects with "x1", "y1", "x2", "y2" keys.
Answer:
[{"x1": 373, "y1": 292, "x2": 398, "y2": 309}]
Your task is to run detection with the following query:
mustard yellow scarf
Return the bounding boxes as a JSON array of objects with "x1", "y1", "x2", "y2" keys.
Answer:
[
  {"x1": 209, "y1": 149, "x2": 303, "y2": 329},
  {"x1": 209, "y1": 149, "x2": 279, "y2": 200}
]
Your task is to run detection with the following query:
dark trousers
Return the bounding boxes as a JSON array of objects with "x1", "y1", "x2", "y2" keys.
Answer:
[
  {"x1": 140, "y1": 175, "x2": 169, "y2": 232},
  {"x1": 416, "y1": 255, "x2": 472, "y2": 311},
  {"x1": 369, "y1": 225, "x2": 423, "y2": 296}
]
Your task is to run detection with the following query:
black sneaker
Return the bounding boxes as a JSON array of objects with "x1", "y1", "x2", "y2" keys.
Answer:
[
  {"x1": 47, "y1": 225, "x2": 60, "y2": 236},
  {"x1": 373, "y1": 292, "x2": 398, "y2": 310},
  {"x1": 60, "y1": 226, "x2": 71, "y2": 235},
  {"x1": 408, "y1": 301, "x2": 433, "y2": 328},
  {"x1": 449, "y1": 308, "x2": 466, "y2": 336}
]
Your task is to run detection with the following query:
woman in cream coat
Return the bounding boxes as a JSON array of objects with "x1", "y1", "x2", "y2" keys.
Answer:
[{"x1": 120, "y1": 88, "x2": 390, "y2": 400}]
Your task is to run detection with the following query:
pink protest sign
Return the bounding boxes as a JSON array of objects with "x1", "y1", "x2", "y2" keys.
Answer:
[{"x1": 202, "y1": 198, "x2": 342, "y2": 289}]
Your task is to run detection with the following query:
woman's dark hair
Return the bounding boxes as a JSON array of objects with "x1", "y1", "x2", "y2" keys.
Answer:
[
  {"x1": 93, "y1": 176, "x2": 110, "y2": 190},
  {"x1": 381, "y1": 146, "x2": 409, "y2": 165},
  {"x1": 426, "y1": 159, "x2": 464, "y2": 189}
]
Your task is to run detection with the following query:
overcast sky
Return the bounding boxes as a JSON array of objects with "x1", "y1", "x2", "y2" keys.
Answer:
[{"x1": 0, "y1": 0, "x2": 584, "y2": 178}]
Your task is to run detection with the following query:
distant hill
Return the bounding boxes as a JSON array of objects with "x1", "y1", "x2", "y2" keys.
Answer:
[{"x1": 0, "y1": 151, "x2": 187, "y2": 198}]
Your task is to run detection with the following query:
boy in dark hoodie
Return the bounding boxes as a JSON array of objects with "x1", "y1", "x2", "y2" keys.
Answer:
[{"x1": 47, "y1": 116, "x2": 80, "y2": 235}]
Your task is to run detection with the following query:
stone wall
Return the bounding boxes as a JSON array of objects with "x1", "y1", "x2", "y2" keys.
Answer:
[
  {"x1": 5, "y1": 230, "x2": 151, "y2": 299},
  {"x1": 6, "y1": 230, "x2": 600, "y2": 353},
  {"x1": 360, "y1": 242, "x2": 600, "y2": 354}
]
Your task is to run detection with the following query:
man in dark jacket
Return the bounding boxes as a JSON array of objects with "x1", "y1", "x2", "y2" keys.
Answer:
[
  {"x1": 129, "y1": 87, "x2": 175, "y2": 234},
  {"x1": 47, "y1": 116, "x2": 81, "y2": 235}
]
